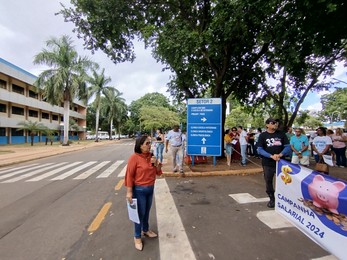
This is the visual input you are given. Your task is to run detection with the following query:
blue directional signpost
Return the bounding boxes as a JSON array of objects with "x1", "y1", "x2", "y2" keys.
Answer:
[{"x1": 187, "y1": 98, "x2": 222, "y2": 164}]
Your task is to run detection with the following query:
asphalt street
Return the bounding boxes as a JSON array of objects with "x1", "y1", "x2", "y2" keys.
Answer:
[{"x1": 0, "y1": 140, "x2": 337, "y2": 260}]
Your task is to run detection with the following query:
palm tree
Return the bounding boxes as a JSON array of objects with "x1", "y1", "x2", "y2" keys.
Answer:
[
  {"x1": 87, "y1": 68, "x2": 114, "y2": 141},
  {"x1": 17, "y1": 120, "x2": 47, "y2": 146},
  {"x1": 33, "y1": 35, "x2": 96, "y2": 146},
  {"x1": 101, "y1": 88, "x2": 127, "y2": 139},
  {"x1": 42, "y1": 128, "x2": 56, "y2": 145}
]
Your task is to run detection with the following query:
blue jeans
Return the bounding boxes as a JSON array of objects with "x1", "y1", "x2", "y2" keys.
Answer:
[
  {"x1": 240, "y1": 144, "x2": 247, "y2": 165},
  {"x1": 156, "y1": 143, "x2": 164, "y2": 163},
  {"x1": 133, "y1": 185, "x2": 154, "y2": 238}
]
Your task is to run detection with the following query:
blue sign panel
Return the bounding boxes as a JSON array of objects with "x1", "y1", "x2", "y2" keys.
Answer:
[{"x1": 187, "y1": 98, "x2": 222, "y2": 156}]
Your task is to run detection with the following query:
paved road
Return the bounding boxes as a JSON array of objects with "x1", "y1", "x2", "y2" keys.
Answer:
[{"x1": 0, "y1": 140, "x2": 336, "y2": 259}]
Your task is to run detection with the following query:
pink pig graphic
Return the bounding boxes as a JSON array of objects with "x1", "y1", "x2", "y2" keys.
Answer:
[{"x1": 308, "y1": 175, "x2": 346, "y2": 214}]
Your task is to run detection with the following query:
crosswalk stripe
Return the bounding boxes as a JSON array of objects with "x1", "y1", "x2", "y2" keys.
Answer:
[
  {"x1": 51, "y1": 161, "x2": 97, "y2": 180},
  {"x1": 117, "y1": 164, "x2": 127, "y2": 178},
  {"x1": 0, "y1": 164, "x2": 39, "y2": 174},
  {"x1": 73, "y1": 161, "x2": 111, "y2": 180},
  {"x1": 0, "y1": 163, "x2": 53, "y2": 181},
  {"x1": 154, "y1": 179, "x2": 196, "y2": 260},
  {"x1": 1, "y1": 163, "x2": 65, "y2": 183},
  {"x1": 26, "y1": 161, "x2": 84, "y2": 182},
  {"x1": 96, "y1": 160, "x2": 124, "y2": 178}
]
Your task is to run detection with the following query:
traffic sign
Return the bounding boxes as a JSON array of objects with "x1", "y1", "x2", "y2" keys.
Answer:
[{"x1": 187, "y1": 98, "x2": 222, "y2": 156}]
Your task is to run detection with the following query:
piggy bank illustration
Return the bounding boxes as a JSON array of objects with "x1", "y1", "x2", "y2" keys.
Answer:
[{"x1": 308, "y1": 175, "x2": 346, "y2": 214}]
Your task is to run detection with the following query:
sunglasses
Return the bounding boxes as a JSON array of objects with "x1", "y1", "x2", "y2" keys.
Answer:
[
  {"x1": 268, "y1": 122, "x2": 277, "y2": 125},
  {"x1": 144, "y1": 141, "x2": 151, "y2": 145}
]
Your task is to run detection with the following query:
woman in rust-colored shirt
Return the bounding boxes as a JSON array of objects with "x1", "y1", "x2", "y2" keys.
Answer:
[{"x1": 125, "y1": 135, "x2": 162, "y2": 251}]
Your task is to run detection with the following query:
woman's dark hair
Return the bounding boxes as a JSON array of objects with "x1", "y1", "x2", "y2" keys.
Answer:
[
  {"x1": 134, "y1": 136, "x2": 148, "y2": 153},
  {"x1": 225, "y1": 129, "x2": 229, "y2": 134},
  {"x1": 232, "y1": 127, "x2": 237, "y2": 131}
]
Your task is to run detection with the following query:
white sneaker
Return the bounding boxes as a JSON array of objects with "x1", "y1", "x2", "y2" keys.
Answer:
[{"x1": 339, "y1": 166, "x2": 345, "y2": 168}]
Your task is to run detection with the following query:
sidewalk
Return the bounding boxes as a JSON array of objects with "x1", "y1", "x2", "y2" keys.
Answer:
[
  {"x1": 0, "y1": 140, "x2": 263, "y2": 177},
  {"x1": 1, "y1": 141, "x2": 345, "y2": 180}
]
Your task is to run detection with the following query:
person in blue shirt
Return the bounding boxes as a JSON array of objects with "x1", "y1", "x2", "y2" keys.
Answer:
[{"x1": 290, "y1": 128, "x2": 310, "y2": 166}]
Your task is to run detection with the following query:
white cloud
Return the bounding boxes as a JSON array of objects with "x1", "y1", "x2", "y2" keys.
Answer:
[{"x1": 0, "y1": 0, "x2": 173, "y2": 106}]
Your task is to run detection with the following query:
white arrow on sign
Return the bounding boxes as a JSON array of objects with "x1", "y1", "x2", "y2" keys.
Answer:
[
  {"x1": 201, "y1": 138, "x2": 206, "y2": 144},
  {"x1": 201, "y1": 117, "x2": 207, "y2": 122}
]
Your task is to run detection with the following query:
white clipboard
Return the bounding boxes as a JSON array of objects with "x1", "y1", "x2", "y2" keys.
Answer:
[{"x1": 127, "y1": 198, "x2": 140, "y2": 224}]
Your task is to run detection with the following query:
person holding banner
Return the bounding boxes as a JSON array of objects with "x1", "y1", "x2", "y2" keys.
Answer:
[
  {"x1": 257, "y1": 118, "x2": 291, "y2": 208},
  {"x1": 290, "y1": 128, "x2": 310, "y2": 166}
]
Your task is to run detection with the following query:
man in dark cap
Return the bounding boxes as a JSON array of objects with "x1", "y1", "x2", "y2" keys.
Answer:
[{"x1": 257, "y1": 118, "x2": 291, "y2": 208}]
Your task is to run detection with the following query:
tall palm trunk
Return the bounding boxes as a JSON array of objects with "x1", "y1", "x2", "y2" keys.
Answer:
[
  {"x1": 95, "y1": 107, "x2": 100, "y2": 142},
  {"x1": 109, "y1": 118, "x2": 113, "y2": 140},
  {"x1": 63, "y1": 100, "x2": 70, "y2": 145}
]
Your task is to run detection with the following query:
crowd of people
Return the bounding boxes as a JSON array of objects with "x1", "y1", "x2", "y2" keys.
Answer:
[
  {"x1": 124, "y1": 121, "x2": 346, "y2": 250},
  {"x1": 225, "y1": 119, "x2": 346, "y2": 209},
  {"x1": 224, "y1": 123, "x2": 347, "y2": 169}
]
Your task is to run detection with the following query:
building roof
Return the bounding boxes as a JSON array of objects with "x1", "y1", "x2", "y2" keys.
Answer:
[{"x1": 0, "y1": 57, "x2": 37, "y2": 84}]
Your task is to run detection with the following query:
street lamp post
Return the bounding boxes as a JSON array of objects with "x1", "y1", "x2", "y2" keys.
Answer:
[{"x1": 59, "y1": 122, "x2": 64, "y2": 143}]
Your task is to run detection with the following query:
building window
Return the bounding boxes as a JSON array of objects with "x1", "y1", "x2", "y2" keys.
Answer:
[
  {"x1": 11, "y1": 128, "x2": 24, "y2": 136},
  {"x1": 0, "y1": 128, "x2": 6, "y2": 136},
  {"x1": 29, "y1": 110, "x2": 38, "y2": 117},
  {"x1": 42, "y1": 112, "x2": 49, "y2": 119},
  {"x1": 0, "y1": 79, "x2": 6, "y2": 89},
  {"x1": 29, "y1": 90, "x2": 38, "y2": 99},
  {"x1": 12, "y1": 84, "x2": 25, "y2": 95},
  {"x1": 12, "y1": 106, "x2": 24, "y2": 115},
  {"x1": 52, "y1": 114, "x2": 58, "y2": 121},
  {"x1": 0, "y1": 103, "x2": 6, "y2": 113}
]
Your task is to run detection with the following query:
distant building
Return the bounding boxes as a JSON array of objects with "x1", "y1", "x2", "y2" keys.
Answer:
[
  {"x1": 323, "y1": 121, "x2": 346, "y2": 130},
  {"x1": 0, "y1": 58, "x2": 87, "y2": 145}
]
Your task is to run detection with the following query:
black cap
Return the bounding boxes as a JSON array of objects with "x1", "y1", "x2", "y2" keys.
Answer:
[{"x1": 265, "y1": 118, "x2": 277, "y2": 124}]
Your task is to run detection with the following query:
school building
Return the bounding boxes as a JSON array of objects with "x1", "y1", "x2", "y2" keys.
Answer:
[{"x1": 0, "y1": 58, "x2": 87, "y2": 145}]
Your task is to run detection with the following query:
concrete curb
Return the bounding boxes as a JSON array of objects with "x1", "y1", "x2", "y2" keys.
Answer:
[{"x1": 163, "y1": 167, "x2": 263, "y2": 177}]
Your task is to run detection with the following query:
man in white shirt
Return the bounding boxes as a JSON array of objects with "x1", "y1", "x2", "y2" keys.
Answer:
[
  {"x1": 237, "y1": 126, "x2": 248, "y2": 166},
  {"x1": 165, "y1": 124, "x2": 185, "y2": 174}
]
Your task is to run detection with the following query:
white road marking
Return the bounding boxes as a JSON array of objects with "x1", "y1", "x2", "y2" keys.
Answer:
[
  {"x1": 256, "y1": 210, "x2": 293, "y2": 229},
  {"x1": 117, "y1": 164, "x2": 127, "y2": 178},
  {"x1": 229, "y1": 193, "x2": 269, "y2": 204},
  {"x1": 74, "y1": 161, "x2": 111, "y2": 179},
  {"x1": 96, "y1": 160, "x2": 124, "y2": 178},
  {"x1": 51, "y1": 161, "x2": 97, "y2": 180},
  {"x1": 26, "y1": 161, "x2": 84, "y2": 182},
  {"x1": 0, "y1": 163, "x2": 49, "y2": 180},
  {"x1": 2, "y1": 163, "x2": 64, "y2": 183},
  {"x1": 311, "y1": 255, "x2": 339, "y2": 260},
  {"x1": 155, "y1": 179, "x2": 196, "y2": 260},
  {"x1": 0, "y1": 164, "x2": 39, "y2": 174}
]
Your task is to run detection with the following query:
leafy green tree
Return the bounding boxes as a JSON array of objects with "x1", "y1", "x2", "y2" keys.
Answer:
[
  {"x1": 42, "y1": 128, "x2": 56, "y2": 145},
  {"x1": 320, "y1": 87, "x2": 347, "y2": 122},
  {"x1": 87, "y1": 68, "x2": 114, "y2": 141},
  {"x1": 34, "y1": 35, "x2": 95, "y2": 145},
  {"x1": 60, "y1": 0, "x2": 347, "y2": 133},
  {"x1": 139, "y1": 106, "x2": 180, "y2": 135},
  {"x1": 128, "y1": 92, "x2": 174, "y2": 131},
  {"x1": 302, "y1": 116, "x2": 323, "y2": 130},
  {"x1": 17, "y1": 120, "x2": 47, "y2": 146}
]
